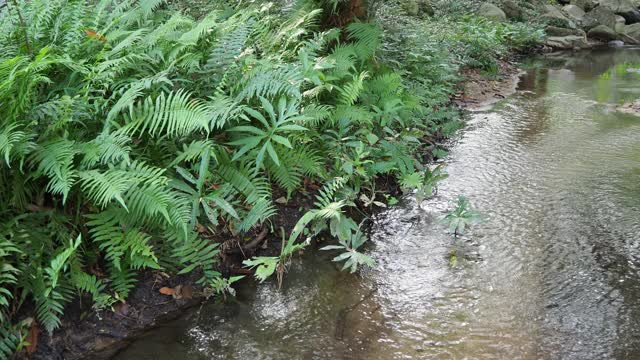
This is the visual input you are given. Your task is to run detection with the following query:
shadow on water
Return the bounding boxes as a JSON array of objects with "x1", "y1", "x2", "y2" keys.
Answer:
[{"x1": 115, "y1": 48, "x2": 640, "y2": 360}]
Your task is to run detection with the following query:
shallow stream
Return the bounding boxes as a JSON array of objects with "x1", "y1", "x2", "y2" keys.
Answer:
[{"x1": 115, "y1": 48, "x2": 640, "y2": 360}]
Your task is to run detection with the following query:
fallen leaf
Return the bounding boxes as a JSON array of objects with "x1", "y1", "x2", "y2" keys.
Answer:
[
  {"x1": 84, "y1": 29, "x2": 106, "y2": 42},
  {"x1": 25, "y1": 321, "x2": 39, "y2": 354},
  {"x1": 114, "y1": 302, "x2": 130, "y2": 317},
  {"x1": 159, "y1": 287, "x2": 175, "y2": 296}
]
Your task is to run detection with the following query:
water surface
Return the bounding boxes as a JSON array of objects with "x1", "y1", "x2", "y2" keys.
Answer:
[{"x1": 115, "y1": 48, "x2": 640, "y2": 360}]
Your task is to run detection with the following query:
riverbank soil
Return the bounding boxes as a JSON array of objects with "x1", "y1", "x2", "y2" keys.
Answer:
[{"x1": 455, "y1": 60, "x2": 524, "y2": 110}]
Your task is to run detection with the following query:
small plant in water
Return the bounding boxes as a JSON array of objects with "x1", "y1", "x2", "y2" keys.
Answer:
[
  {"x1": 442, "y1": 195, "x2": 483, "y2": 237},
  {"x1": 243, "y1": 228, "x2": 307, "y2": 289},
  {"x1": 321, "y1": 226, "x2": 375, "y2": 273},
  {"x1": 401, "y1": 164, "x2": 449, "y2": 203}
]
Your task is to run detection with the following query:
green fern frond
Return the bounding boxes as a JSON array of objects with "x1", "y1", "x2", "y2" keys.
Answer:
[
  {"x1": 172, "y1": 231, "x2": 220, "y2": 275},
  {"x1": 337, "y1": 71, "x2": 368, "y2": 106},
  {"x1": 0, "y1": 324, "x2": 20, "y2": 360},
  {"x1": 123, "y1": 89, "x2": 210, "y2": 138},
  {"x1": 79, "y1": 169, "x2": 131, "y2": 209},
  {"x1": 236, "y1": 198, "x2": 277, "y2": 233},
  {"x1": 178, "y1": 12, "x2": 219, "y2": 46},
  {"x1": 81, "y1": 133, "x2": 132, "y2": 167},
  {"x1": 0, "y1": 124, "x2": 35, "y2": 166},
  {"x1": 32, "y1": 139, "x2": 78, "y2": 202},
  {"x1": 236, "y1": 64, "x2": 302, "y2": 101}
]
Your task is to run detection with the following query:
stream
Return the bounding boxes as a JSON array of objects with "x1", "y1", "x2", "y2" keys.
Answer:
[{"x1": 114, "y1": 48, "x2": 640, "y2": 359}]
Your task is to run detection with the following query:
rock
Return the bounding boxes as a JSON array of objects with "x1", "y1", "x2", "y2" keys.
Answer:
[
  {"x1": 608, "y1": 39, "x2": 625, "y2": 46},
  {"x1": 615, "y1": 15, "x2": 627, "y2": 32},
  {"x1": 587, "y1": 24, "x2": 619, "y2": 40},
  {"x1": 571, "y1": 0, "x2": 596, "y2": 11},
  {"x1": 582, "y1": 6, "x2": 618, "y2": 30},
  {"x1": 542, "y1": 4, "x2": 577, "y2": 28},
  {"x1": 417, "y1": 0, "x2": 434, "y2": 17},
  {"x1": 501, "y1": 0, "x2": 523, "y2": 20},
  {"x1": 597, "y1": 0, "x2": 640, "y2": 24},
  {"x1": 563, "y1": 4, "x2": 586, "y2": 22},
  {"x1": 545, "y1": 25, "x2": 587, "y2": 37},
  {"x1": 402, "y1": 0, "x2": 434, "y2": 17},
  {"x1": 621, "y1": 23, "x2": 640, "y2": 43},
  {"x1": 478, "y1": 2, "x2": 507, "y2": 21},
  {"x1": 545, "y1": 35, "x2": 590, "y2": 49}
]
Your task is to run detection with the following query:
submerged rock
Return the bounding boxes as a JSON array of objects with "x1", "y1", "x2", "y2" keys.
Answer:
[
  {"x1": 587, "y1": 24, "x2": 619, "y2": 40},
  {"x1": 478, "y1": 2, "x2": 507, "y2": 21}
]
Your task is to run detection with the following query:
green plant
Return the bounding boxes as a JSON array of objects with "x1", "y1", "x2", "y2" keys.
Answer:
[
  {"x1": 401, "y1": 164, "x2": 449, "y2": 202},
  {"x1": 243, "y1": 228, "x2": 307, "y2": 288},
  {"x1": 321, "y1": 225, "x2": 375, "y2": 273},
  {"x1": 441, "y1": 195, "x2": 483, "y2": 236}
]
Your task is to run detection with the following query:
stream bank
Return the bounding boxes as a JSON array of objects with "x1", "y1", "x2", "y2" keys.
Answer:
[
  {"x1": 114, "y1": 47, "x2": 640, "y2": 360},
  {"x1": 27, "y1": 57, "x2": 526, "y2": 360}
]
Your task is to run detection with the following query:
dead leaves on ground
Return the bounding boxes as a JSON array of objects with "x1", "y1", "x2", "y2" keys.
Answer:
[{"x1": 158, "y1": 284, "x2": 194, "y2": 300}]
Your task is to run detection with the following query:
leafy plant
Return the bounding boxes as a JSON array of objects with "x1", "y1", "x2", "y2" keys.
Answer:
[
  {"x1": 321, "y1": 225, "x2": 375, "y2": 273},
  {"x1": 441, "y1": 195, "x2": 483, "y2": 236},
  {"x1": 243, "y1": 228, "x2": 307, "y2": 289},
  {"x1": 401, "y1": 164, "x2": 449, "y2": 202}
]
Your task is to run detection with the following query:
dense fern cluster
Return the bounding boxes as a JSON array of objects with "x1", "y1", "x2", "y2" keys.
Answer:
[{"x1": 0, "y1": 0, "x2": 543, "y2": 355}]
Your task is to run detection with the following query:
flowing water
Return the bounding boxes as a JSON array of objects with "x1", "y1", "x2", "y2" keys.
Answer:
[{"x1": 115, "y1": 48, "x2": 640, "y2": 360}]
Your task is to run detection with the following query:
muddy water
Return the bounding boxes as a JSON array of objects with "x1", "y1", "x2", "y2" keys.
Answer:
[{"x1": 115, "y1": 48, "x2": 640, "y2": 360}]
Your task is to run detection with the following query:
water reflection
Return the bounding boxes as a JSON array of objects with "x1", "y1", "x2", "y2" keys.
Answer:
[{"x1": 115, "y1": 48, "x2": 640, "y2": 360}]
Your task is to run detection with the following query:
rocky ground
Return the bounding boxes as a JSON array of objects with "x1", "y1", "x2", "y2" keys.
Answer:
[{"x1": 477, "y1": 0, "x2": 640, "y2": 50}]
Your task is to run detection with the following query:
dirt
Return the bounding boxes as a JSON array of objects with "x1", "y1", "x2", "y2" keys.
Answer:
[
  {"x1": 617, "y1": 99, "x2": 640, "y2": 116},
  {"x1": 454, "y1": 59, "x2": 524, "y2": 111},
  {"x1": 24, "y1": 60, "x2": 526, "y2": 360}
]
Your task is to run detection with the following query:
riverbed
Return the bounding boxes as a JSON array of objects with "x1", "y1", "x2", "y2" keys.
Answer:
[{"x1": 114, "y1": 48, "x2": 640, "y2": 360}]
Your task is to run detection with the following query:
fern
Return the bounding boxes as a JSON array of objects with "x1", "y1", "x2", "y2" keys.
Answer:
[
  {"x1": 32, "y1": 139, "x2": 78, "y2": 203},
  {"x1": 0, "y1": 323, "x2": 21, "y2": 360},
  {"x1": 236, "y1": 64, "x2": 303, "y2": 101},
  {"x1": 122, "y1": 89, "x2": 210, "y2": 138}
]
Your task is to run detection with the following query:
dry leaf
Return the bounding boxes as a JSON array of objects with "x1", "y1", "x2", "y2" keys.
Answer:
[
  {"x1": 25, "y1": 321, "x2": 39, "y2": 354},
  {"x1": 84, "y1": 29, "x2": 106, "y2": 42},
  {"x1": 159, "y1": 287, "x2": 175, "y2": 296}
]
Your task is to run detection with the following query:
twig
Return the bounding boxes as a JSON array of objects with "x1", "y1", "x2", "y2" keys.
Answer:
[{"x1": 8, "y1": 0, "x2": 31, "y2": 55}]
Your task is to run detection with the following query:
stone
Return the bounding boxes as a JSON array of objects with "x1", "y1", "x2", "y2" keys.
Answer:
[
  {"x1": 417, "y1": 0, "x2": 434, "y2": 17},
  {"x1": 477, "y1": 2, "x2": 507, "y2": 21},
  {"x1": 545, "y1": 26, "x2": 587, "y2": 37},
  {"x1": 401, "y1": 0, "x2": 434, "y2": 17},
  {"x1": 597, "y1": 0, "x2": 640, "y2": 24},
  {"x1": 563, "y1": 4, "x2": 586, "y2": 22},
  {"x1": 570, "y1": 0, "x2": 596, "y2": 11},
  {"x1": 615, "y1": 15, "x2": 627, "y2": 32},
  {"x1": 587, "y1": 24, "x2": 619, "y2": 40},
  {"x1": 542, "y1": 4, "x2": 576, "y2": 28},
  {"x1": 608, "y1": 39, "x2": 625, "y2": 46},
  {"x1": 501, "y1": 0, "x2": 523, "y2": 20},
  {"x1": 545, "y1": 35, "x2": 590, "y2": 49},
  {"x1": 621, "y1": 23, "x2": 640, "y2": 43},
  {"x1": 582, "y1": 6, "x2": 618, "y2": 30}
]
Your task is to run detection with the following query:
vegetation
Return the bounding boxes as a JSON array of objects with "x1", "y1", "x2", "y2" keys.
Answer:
[{"x1": 0, "y1": 0, "x2": 543, "y2": 356}]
